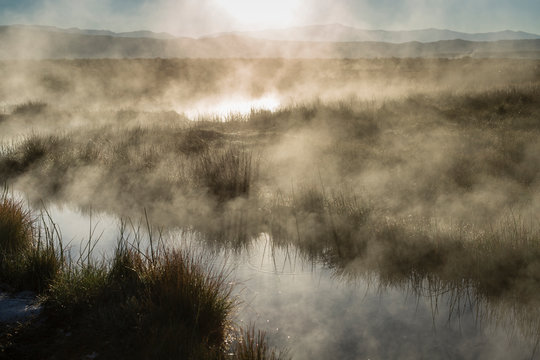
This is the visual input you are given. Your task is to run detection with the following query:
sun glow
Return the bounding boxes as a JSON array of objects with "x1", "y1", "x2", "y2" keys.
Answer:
[{"x1": 215, "y1": 0, "x2": 301, "y2": 28}]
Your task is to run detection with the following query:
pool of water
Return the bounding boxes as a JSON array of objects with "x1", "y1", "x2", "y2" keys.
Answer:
[
  {"x1": 179, "y1": 95, "x2": 282, "y2": 120},
  {"x1": 31, "y1": 204, "x2": 540, "y2": 360}
]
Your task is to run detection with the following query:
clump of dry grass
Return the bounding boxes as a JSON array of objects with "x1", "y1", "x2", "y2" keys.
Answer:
[
  {"x1": 11, "y1": 101, "x2": 48, "y2": 116},
  {"x1": 268, "y1": 185, "x2": 372, "y2": 261},
  {"x1": 143, "y1": 249, "x2": 235, "y2": 354},
  {"x1": 234, "y1": 327, "x2": 289, "y2": 360},
  {"x1": 0, "y1": 193, "x2": 33, "y2": 255},
  {"x1": 40, "y1": 229, "x2": 280, "y2": 360},
  {"x1": 0, "y1": 192, "x2": 63, "y2": 292},
  {"x1": 196, "y1": 145, "x2": 255, "y2": 201}
]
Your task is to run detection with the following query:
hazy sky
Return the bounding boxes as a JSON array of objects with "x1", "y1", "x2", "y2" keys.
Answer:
[{"x1": 1, "y1": 0, "x2": 539, "y2": 37}]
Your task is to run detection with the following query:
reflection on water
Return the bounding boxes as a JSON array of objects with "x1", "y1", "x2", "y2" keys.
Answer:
[
  {"x1": 40, "y1": 204, "x2": 121, "y2": 261},
  {"x1": 181, "y1": 95, "x2": 281, "y2": 120},
  {"x1": 233, "y1": 236, "x2": 540, "y2": 360},
  {"x1": 32, "y1": 205, "x2": 540, "y2": 359}
]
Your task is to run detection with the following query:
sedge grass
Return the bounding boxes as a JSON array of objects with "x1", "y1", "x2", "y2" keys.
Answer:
[
  {"x1": 0, "y1": 191, "x2": 63, "y2": 292},
  {"x1": 0, "y1": 192, "x2": 33, "y2": 255},
  {"x1": 234, "y1": 327, "x2": 289, "y2": 360},
  {"x1": 196, "y1": 145, "x2": 255, "y2": 201}
]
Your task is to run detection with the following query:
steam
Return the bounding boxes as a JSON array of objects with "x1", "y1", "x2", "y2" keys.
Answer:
[
  {"x1": 1, "y1": 4, "x2": 539, "y2": 360},
  {"x1": 0, "y1": 40, "x2": 539, "y2": 359}
]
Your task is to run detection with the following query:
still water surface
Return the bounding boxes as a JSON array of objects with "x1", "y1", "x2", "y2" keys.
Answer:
[{"x1": 33, "y1": 204, "x2": 540, "y2": 360}]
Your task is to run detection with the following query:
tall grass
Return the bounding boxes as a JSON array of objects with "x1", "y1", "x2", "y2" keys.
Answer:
[
  {"x1": 0, "y1": 134, "x2": 50, "y2": 176},
  {"x1": 11, "y1": 101, "x2": 48, "y2": 116},
  {"x1": 42, "y1": 231, "x2": 284, "y2": 359},
  {"x1": 0, "y1": 192, "x2": 33, "y2": 255},
  {"x1": 234, "y1": 327, "x2": 289, "y2": 360},
  {"x1": 143, "y1": 249, "x2": 234, "y2": 353},
  {"x1": 268, "y1": 185, "x2": 372, "y2": 261},
  {"x1": 196, "y1": 145, "x2": 255, "y2": 201},
  {"x1": 0, "y1": 192, "x2": 63, "y2": 292}
]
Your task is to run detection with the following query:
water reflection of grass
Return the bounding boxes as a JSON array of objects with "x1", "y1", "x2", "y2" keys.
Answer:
[
  {"x1": 266, "y1": 185, "x2": 540, "y2": 299},
  {"x1": 265, "y1": 189, "x2": 540, "y2": 346}
]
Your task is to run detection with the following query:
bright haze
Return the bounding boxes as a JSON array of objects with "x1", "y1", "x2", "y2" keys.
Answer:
[{"x1": 1, "y1": 0, "x2": 540, "y2": 37}]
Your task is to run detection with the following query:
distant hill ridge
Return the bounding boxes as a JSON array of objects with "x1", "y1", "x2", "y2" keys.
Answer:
[
  {"x1": 5, "y1": 24, "x2": 540, "y2": 43},
  {"x1": 1, "y1": 25, "x2": 540, "y2": 59},
  {"x1": 7, "y1": 24, "x2": 177, "y2": 39},
  {"x1": 204, "y1": 24, "x2": 540, "y2": 43}
]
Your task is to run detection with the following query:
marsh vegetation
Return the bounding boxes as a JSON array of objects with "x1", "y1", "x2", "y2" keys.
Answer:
[
  {"x1": 0, "y1": 193, "x2": 288, "y2": 359},
  {"x1": 1, "y1": 58, "x2": 540, "y2": 359}
]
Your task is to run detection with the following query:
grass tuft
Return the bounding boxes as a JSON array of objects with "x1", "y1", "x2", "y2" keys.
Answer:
[
  {"x1": 145, "y1": 249, "x2": 235, "y2": 350},
  {"x1": 234, "y1": 327, "x2": 289, "y2": 360},
  {"x1": 0, "y1": 192, "x2": 63, "y2": 292},
  {"x1": 196, "y1": 146, "x2": 255, "y2": 201},
  {"x1": 0, "y1": 193, "x2": 33, "y2": 255},
  {"x1": 11, "y1": 101, "x2": 48, "y2": 116},
  {"x1": 37, "y1": 230, "x2": 276, "y2": 359}
]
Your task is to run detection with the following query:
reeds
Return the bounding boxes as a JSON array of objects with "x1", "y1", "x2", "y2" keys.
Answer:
[
  {"x1": 11, "y1": 101, "x2": 48, "y2": 116},
  {"x1": 144, "y1": 249, "x2": 234, "y2": 349},
  {"x1": 196, "y1": 145, "x2": 255, "y2": 201},
  {"x1": 0, "y1": 191, "x2": 63, "y2": 292},
  {"x1": 234, "y1": 327, "x2": 288, "y2": 360},
  {"x1": 0, "y1": 192, "x2": 33, "y2": 255}
]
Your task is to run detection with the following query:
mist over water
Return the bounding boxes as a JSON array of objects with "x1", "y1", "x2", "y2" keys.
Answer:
[
  {"x1": 1, "y1": 57, "x2": 540, "y2": 358},
  {"x1": 21, "y1": 204, "x2": 540, "y2": 360}
]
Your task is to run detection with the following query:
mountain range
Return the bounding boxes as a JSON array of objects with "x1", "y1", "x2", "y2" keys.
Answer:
[
  {"x1": 1, "y1": 24, "x2": 540, "y2": 59},
  {"x1": 7, "y1": 24, "x2": 540, "y2": 43},
  {"x1": 6, "y1": 24, "x2": 177, "y2": 39},
  {"x1": 205, "y1": 24, "x2": 540, "y2": 43}
]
